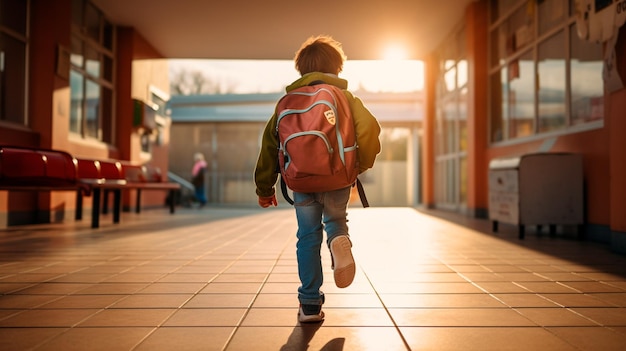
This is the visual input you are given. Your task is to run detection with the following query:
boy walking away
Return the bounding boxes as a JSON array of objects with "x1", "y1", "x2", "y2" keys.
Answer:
[{"x1": 254, "y1": 35, "x2": 381, "y2": 323}]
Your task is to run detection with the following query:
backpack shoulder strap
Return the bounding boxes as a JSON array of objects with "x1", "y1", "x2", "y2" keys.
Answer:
[
  {"x1": 280, "y1": 175, "x2": 294, "y2": 205},
  {"x1": 355, "y1": 178, "x2": 370, "y2": 208}
]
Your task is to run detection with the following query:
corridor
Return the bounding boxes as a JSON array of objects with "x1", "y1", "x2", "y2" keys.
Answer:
[{"x1": 1, "y1": 206, "x2": 625, "y2": 350}]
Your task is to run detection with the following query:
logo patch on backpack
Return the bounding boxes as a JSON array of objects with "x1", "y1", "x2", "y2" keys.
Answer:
[
  {"x1": 324, "y1": 110, "x2": 336, "y2": 125},
  {"x1": 275, "y1": 83, "x2": 359, "y2": 193}
]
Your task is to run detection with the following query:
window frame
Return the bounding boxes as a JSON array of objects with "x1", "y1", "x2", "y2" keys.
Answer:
[
  {"x1": 434, "y1": 24, "x2": 469, "y2": 211},
  {"x1": 70, "y1": 0, "x2": 115, "y2": 143},
  {"x1": 0, "y1": 0, "x2": 29, "y2": 127},
  {"x1": 487, "y1": 0, "x2": 604, "y2": 146}
]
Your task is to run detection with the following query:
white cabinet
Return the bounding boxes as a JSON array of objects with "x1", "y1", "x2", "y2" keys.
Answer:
[{"x1": 488, "y1": 153, "x2": 584, "y2": 239}]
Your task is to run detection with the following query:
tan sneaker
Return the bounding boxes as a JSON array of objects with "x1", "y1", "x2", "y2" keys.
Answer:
[
  {"x1": 298, "y1": 304, "x2": 324, "y2": 323},
  {"x1": 330, "y1": 235, "x2": 355, "y2": 288}
]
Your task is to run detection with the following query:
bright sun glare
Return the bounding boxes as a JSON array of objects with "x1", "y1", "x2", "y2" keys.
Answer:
[
  {"x1": 343, "y1": 60, "x2": 423, "y2": 93},
  {"x1": 382, "y1": 45, "x2": 409, "y2": 61}
]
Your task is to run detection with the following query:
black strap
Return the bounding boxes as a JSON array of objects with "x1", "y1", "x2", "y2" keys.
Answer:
[
  {"x1": 280, "y1": 176, "x2": 370, "y2": 208},
  {"x1": 280, "y1": 175, "x2": 294, "y2": 205},
  {"x1": 355, "y1": 178, "x2": 370, "y2": 208}
]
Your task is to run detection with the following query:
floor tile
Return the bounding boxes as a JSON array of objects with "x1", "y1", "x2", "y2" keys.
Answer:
[
  {"x1": 78, "y1": 309, "x2": 175, "y2": 327},
  {"x1": 588, "y1": 293, "x2": 626, "y2": 307},
  {"x1": 139, "y1": 282, "x2": 206, "y2": 294},
  {"x1": 0, "y1": 328, "x2": 67, "y2": 351},
  {"x1": 36, "y1": 327, "x2": 153, "y2": 351},
  {"x1": 466, "y1": 281, "x2": 530, "y2": 293},
  {"x1": 547, "y1": 327, "x2": 626, "y2": 351},
  {"x1": 156, "y1": 273, "x2": 218, "y2": 283},
  {"x1": 241, "y1": 307, "x2": 395, "y2": 327},
  {"x1": 228, "y1": 326, "x2": 407, "y2": 351},
  {"x1": 492, "y1": 293, "x2": 559, "y2": 308},
  {"x1": 0, "y1": 294, "x2": 61, "y2": 309},
  {"x1": 540, "y1": 293, "x2": 614, "y2": 307},
  {"x1": 514, "y1": 282, "x2": 579, "y2": 294},
  {"x1": 0, "y1": 309, "x2": 99, "y2": 327},
  {"x1": 514, "y1": 307, "x2": 599, "y2": 326},
  {"x1": 372, "y1": 282, "x2": 484, "y2": 294},
  {"x1": 559, "y1": 281, "x2": 626, "y2": 293},
  {"x1": 570, "y1": 307, "x2": 626, "y2": 326},
  {"x1": 163, "y1": 308, "x2": 247, "y2": 327},
  {"x1": 400, "y1": 327, "x2": 577, "y2": 351},
  {"x1": 110, "y1": 294, "x2": 192, "y2": 308},
  {"x1": 135, "y1": 327, "x2": 234, "y2": 351},
  {"x1": 39, "y1": 294, "x2": 123, "y2": 309},
  {"x1": 200, "y1": 282, "x2": 263, "y2": 294},
  {"x1": 389, "y1": 308, "x2": 536, "y2": 327},
  {"x1": 183, "y1": 294, "x2": 256, "y2": 308},
  {"x1": 380, "y1": 293, "x2": 505, "y2": 308}
]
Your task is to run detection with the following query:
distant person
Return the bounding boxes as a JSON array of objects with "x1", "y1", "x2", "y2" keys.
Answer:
[
  {"x1": 191, "y1": 152, "x2": 207, "y2": 208},
  {"x1": 254, "y1": 35, "x2": 381, "y2": 323}
]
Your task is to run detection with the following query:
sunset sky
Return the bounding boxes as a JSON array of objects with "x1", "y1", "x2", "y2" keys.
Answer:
[{"x1": 169, "y1": 59, "x2": 424, "y2": 94}]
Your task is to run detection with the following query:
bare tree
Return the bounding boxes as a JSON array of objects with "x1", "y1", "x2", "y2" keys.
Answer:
[{"x1": 170, "y1": 68, "x2": 239, "y2": 95}]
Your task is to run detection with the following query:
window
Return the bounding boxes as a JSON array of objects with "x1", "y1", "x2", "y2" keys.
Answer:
[
  {"x1": 0, "y1": 0, "x2": 28, "y2": 125},
  {"x1": 70, "y1": 0, "x2": 115, "y2": 142},
  {"x1": 140, "y1": 87, "x2": 170, "y2": 153},
  {"x1": 508, "y1": 50, "x2": 535, "y2": 139},
  {"x1": 569, "y1": 24, "x2": 603, "y2": 124},
  {"x1": 435, "y1": 27, "x2": 469, "y2": 210},
  {"x1": 488, "y1": 0, "x2": 603, "y2": 144},
  {"x1": 538, "y1": 30, "x2": 566, "y2": 133}
]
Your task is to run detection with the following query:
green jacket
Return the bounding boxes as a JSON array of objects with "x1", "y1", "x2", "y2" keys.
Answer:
[{"x1": 254, "y1": 72, "x2": 382, "y2": 197}]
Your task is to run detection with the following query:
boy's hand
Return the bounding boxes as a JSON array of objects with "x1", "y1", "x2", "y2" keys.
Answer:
[{"x1": 258, "y1": 195, "x2": 278, "y2": 208}]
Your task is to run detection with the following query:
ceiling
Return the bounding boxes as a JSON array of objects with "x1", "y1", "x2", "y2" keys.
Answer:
[{"x1": 93, "y1": 0, "x2": 477, "y2": 60}]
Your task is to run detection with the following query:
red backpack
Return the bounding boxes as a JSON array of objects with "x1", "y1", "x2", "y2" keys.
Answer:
[{"x1": 275, "y1": 81, "x2": 368, "y2": 206}]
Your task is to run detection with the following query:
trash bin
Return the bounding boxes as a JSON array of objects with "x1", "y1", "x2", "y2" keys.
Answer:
[{"x1": 488, "y1": 153, "x2": 584, "y2": 239}]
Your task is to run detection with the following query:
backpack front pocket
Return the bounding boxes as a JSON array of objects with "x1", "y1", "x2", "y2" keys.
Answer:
[{"x1": 282, "y1": 131, "x2": 334, "y2": 177}]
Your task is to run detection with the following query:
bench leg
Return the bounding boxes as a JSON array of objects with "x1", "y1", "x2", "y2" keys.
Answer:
[
  {"x1": 91, "y1": 188, "x2": 101, "y2": 229},
  {"x1": 76, "y1": 190, "x2": 83, "y2": 220},
  {"x1": 169, "y1": 190, "x2": 176, "y2": 213},
  {"x1": 113, "y1": 189, "x2": 121, "y2": 223},
  {"x1": 135, "y1": 189, "x2": 142, "y2": 213}
]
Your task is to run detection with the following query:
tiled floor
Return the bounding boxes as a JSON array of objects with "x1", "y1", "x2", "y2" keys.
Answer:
[{"x1": 1, "y1": 206, "x2": 626, "y2": 350}]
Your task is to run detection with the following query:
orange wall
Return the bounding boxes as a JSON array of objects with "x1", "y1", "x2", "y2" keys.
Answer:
[
  {"x1": 29, "y1": 0, "x2": 71, "y2": 150},
  {"x1": 116, "y1": 28, "x2": 169, "y2": 209},
  {"x1": 466, "y1": 1, "x2": 489, "y2": 214}
]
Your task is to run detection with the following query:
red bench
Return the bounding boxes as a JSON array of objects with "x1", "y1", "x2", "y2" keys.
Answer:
[
  {"x1": 0, "y1": 146, "x2": 85, "y2": 190},
  {"x1": 76, "y1": 159, "x2": 180, "y2": 228},
  {"x1": 1, "y1": 146, "x2": 180, "y2": 229},
  {"x1": 120, "y1": 163, "x2": 180, "y2": 214},
  {"x1": 0, "y1": 146, "x2": 90, "y2": 225},
  {"x1": 75, "y1": 158, "x2": 128, "y2": 228}
]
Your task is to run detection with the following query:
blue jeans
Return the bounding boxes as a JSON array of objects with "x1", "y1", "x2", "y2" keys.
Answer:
[
  {"x1": 293, "y1": 186, "x2": 351, "y2": 305},
  {"x1": 194, "y1": 186, "x2": 207, "y2": 204}
]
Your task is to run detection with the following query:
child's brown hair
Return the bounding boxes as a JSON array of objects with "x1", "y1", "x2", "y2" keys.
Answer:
[{"x1": 294, "y1": 35, "x2": 347, "y2": 76}]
